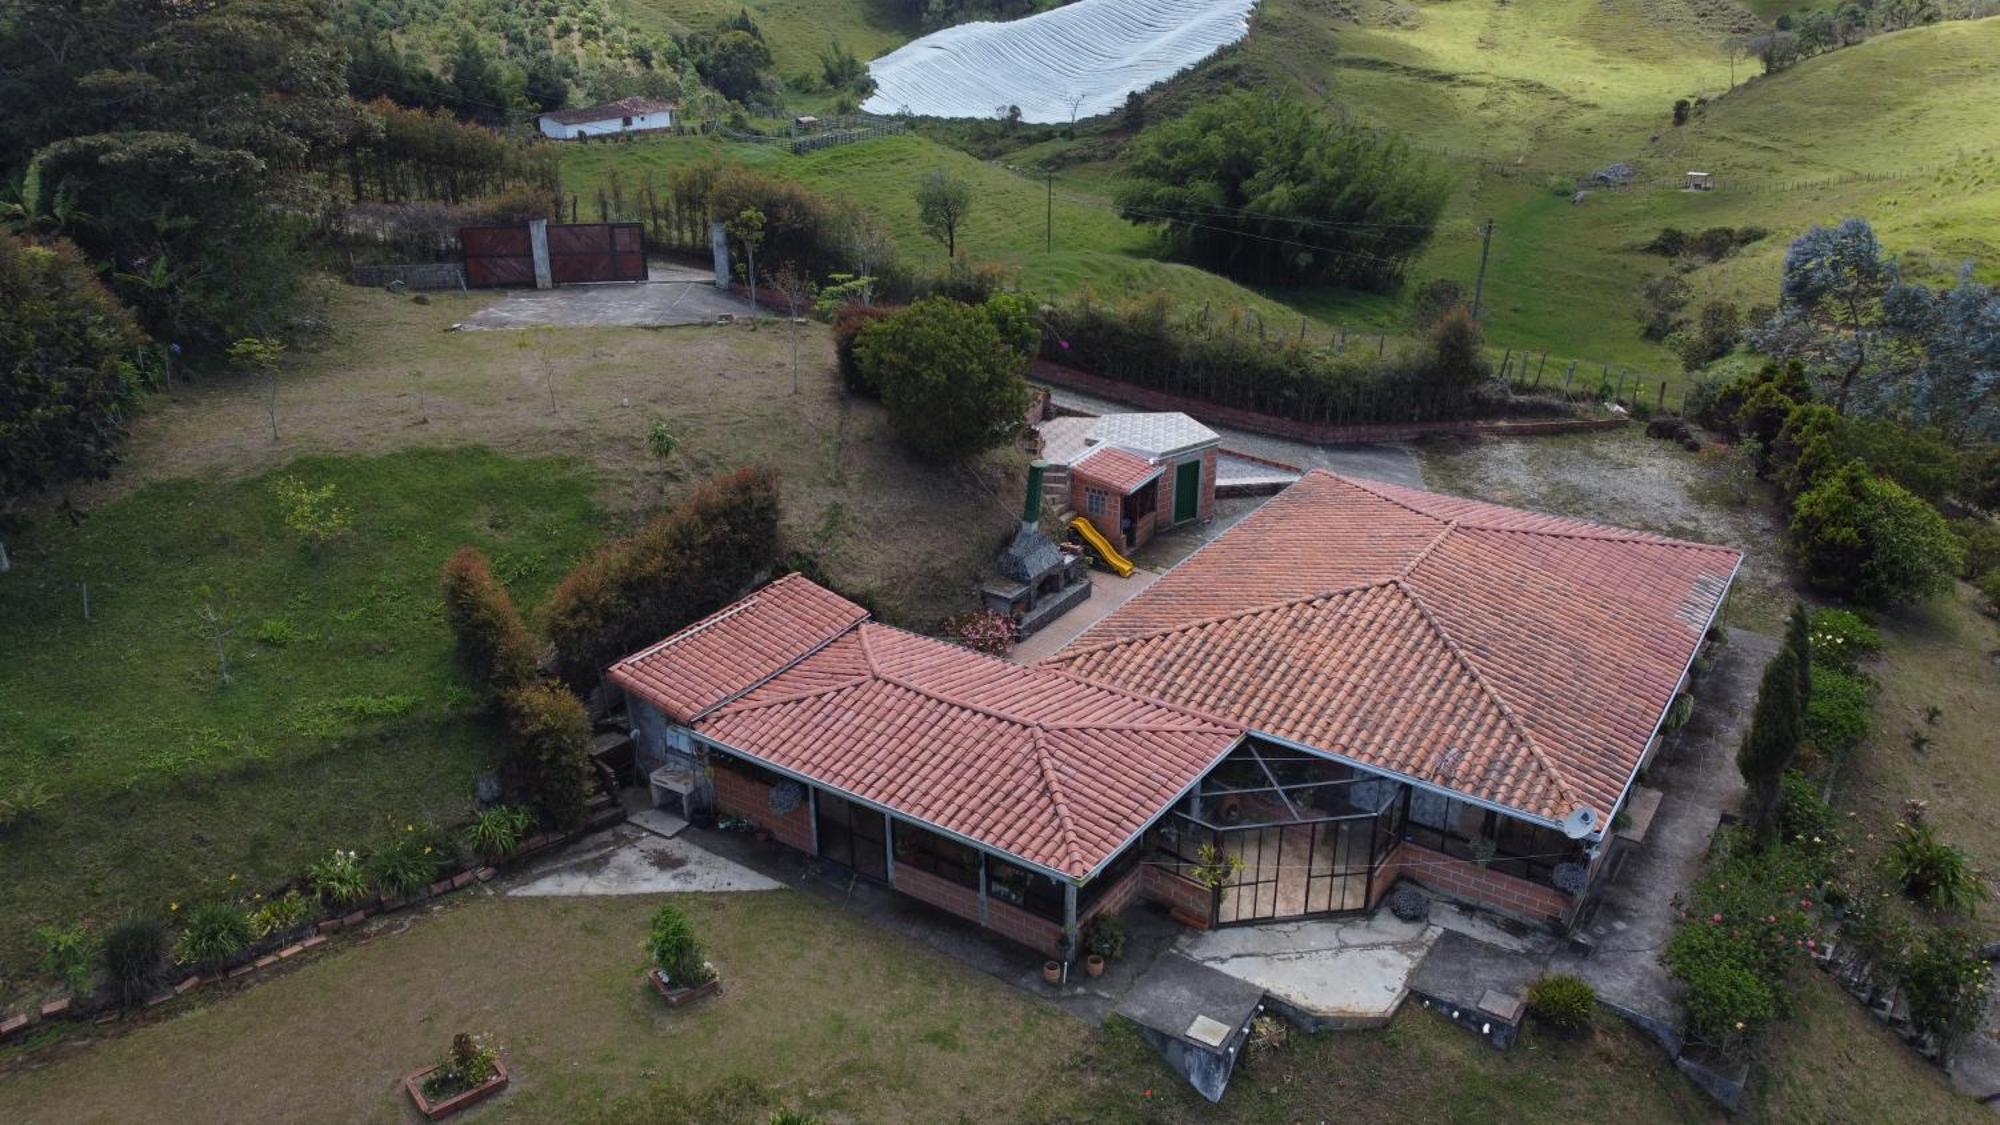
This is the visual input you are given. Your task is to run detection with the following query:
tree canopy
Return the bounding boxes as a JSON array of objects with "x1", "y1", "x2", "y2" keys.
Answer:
[
  {"x1": 853, "y1": 297, "x2": 1032, "y2": 462},
  {"x1": 1115, "y1": 92, "x2": 1451, "y2": 290}
]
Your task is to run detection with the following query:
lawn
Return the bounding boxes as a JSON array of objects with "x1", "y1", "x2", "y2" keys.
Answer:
[
  {"x1": 0, "y1": 885, "x2": 1720, "y2": 1123},
  {"x1": 0, "y1": 283, "x2": 1025, "y2": 988},
  {"x1": 616, "y1": 0, "x2": 918, "y2": 77}
]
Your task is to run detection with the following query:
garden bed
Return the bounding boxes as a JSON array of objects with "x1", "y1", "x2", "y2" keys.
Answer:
[{"x1": 404, "y1": 1058, "x2": 508, "y2": 1120}]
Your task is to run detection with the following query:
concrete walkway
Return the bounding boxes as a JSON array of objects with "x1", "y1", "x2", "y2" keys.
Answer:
[
  {"x1": 507, "y1": 824, "x2": 782, "y2": 896},
  {"x1": 1176, "y1": 913, "x2": 1441, "y2": 1028},
  {"x1": 1547, "y1": 628, "x2": 1774, "y2": 1031},
  {"x1": 455, "y1": 262, "x2": 760, "y2": 330}
]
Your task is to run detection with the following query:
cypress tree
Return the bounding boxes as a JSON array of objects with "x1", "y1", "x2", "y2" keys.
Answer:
[
  {"x1": 1738, "y1": 643, "x2": 1804, "y2": 844},
  {"x1": 1785, "y1": 601, "x2": 1813, "y2": 709}
]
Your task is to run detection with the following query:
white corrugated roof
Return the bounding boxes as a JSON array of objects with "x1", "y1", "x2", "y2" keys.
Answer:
[{"x1": 1038, "y1": 412, "x2": 1220, "y2": 466}]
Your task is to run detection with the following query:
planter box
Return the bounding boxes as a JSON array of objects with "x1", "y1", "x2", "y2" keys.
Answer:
[
  {"x1": 403, "y1": 1060, "x2": 509, "y2": 1121},
  {"x1": 648, "y1": 968, "x2": 720, "y2": 1008},
  {"x1": 39, "y1": 998, "x2": 71, "y2": 1020}
]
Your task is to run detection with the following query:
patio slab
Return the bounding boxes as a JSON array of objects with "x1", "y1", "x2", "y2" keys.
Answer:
[
  {"x1": 1175, "y1": 913, "x2": 1441, "y2": 1027},
  {"x1": 508, "y1": 827, "x2": 781, "y2": 896},
  {"x1": 454, "y1": 262, "x2": 759, "y2": 330}
]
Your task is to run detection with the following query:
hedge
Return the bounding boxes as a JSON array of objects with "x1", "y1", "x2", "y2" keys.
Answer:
[
  {"x1": 440, "y1": 545, "x2": 539, "y2": 700},
  {"x1": 501, "y1": 682, "x2": 591, "y2": 829}
]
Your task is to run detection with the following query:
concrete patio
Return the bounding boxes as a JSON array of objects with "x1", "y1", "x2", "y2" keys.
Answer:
[{"x1": 454, "y1": 261, "x2": 760, "y2": 330}]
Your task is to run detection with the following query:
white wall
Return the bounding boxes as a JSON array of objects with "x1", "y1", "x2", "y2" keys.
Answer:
[{"x1": 536, "y1": 108, "x2": 675, "y2": 140}]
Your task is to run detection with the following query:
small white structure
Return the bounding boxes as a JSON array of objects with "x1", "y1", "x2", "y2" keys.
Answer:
[
  {"x1": 536, "y1": 97, "x2": 677, "y2": 140},
  {"x1": 1684, "y1": 171, "x2": 1714, "y2": 191}
]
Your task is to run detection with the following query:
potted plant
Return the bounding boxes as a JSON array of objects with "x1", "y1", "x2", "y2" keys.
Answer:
[
  {"x1": 645, "y1": 903, "x2": 719, "y2": 1006},
  {"x1": 404, "y1": 1032, "x2": 507, "y2": 1120},
  {"x1": 1081, "y1": 914, "x2": 1126, "y2": 977},
  {"x1": 1042, "y1": 960, "x2": 1062, "y2": 985}
]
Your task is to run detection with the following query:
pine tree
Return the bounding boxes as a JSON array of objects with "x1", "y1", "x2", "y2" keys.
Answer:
[{"x1": 1738, "y1": 644, "x2": 1804, "y2": 844}]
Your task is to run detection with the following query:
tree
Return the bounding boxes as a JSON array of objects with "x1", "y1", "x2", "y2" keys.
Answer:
[
  {"x1": 725, "y1": 207, "x2": 765, "y2": 310},
  {"x1": 1881, "y1": 265, "x2": 2000, "y2": 444},
  {"x1": 1, "y1": 233, "x2": 145, "y2": 570},
  {"x1": 441, "y1": 546, "x2": 539, "y2": 700},
  {"x1": 916, "y1": 170, "x2": 972, "y2": 258},
  {"x1": 1116, "y1": 92, "x2": 1450, "y2": 290},
  {"x1": 1737, "y1": 643, "x2": 1803, "y2": 843},
  {"x1": 852, "y1": 298, "x2": 1031, "y2": 462},
  {"x1": 502, "y1": 682, "x2": 591, "y2": 828},
  {"x1": 228, "y1": 337, "x2": 287, "y2": 442},
  {"x1": 1790, "y1": 460, "x2": 1963, "y2": 605},
  {"x1": 690, "y1": 29, "x2": 773, "y2": 104},
  {"x1": 769, "y1": 264, "x2": 818, "y2": 395},
  {"x1": 1785, "y1": 602, "x2": 1812, "y2": 711},
  {"x1": 1751, "y1": 219, "x2": 1899, "y2": 415}
]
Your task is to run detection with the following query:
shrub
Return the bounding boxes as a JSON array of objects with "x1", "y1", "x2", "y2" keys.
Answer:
[
  {"x1": 440, "y1": 546, "x2": 539, "y2": 699},
  {"x1": 1081, "y1": 913, "x2": 1127, "y2": 960},
  {"x1": 1525, "y1": 973, "x2": 1596, "y2": 1032},
  {"x1": 1409, "y1": 278, "x2": 1466, "y2": 330},
  {"x1": 1802, "y1": 667, "x2": 1872, "y2": 760},
  {"x1": 102, "y1": 917, "x2": 171, "y2": 1007},
  {"x1": 463, "y1": 805, "x2": 536, "y2": 860},
  {"x1": 0, "y1": 779, "x2": 54, "y2": 830},
  {"x1": 1949, "y1": 517, "x2": 2000, "y2": 580},
  {"x1": 1886, "y1": 820, "x2": 1986, "y2": 914},
  {"x1": 544, "y1": 466, "x2": 782, "y2": 689},
  {"x1": 308, "y1": 848, "x2": 370, "y2": 906},
  {"x1": 173, "y1": 902, "x2": 253, "y2": 972},
  {"x1": 422, "y1": 1032, "x2": 500, "y2": 1100},
  {"x1": 1900, "y1": 928, "x2": 1993, "y2": 1048},
  {"x1": 1791, "y1": 461, "x2": 1962, "y2": 605},
  {"x1": 1736, "y1": 643, "x2": 1804, "y2": 842},
  {"x1": 853, "y1": 297, "x2": 1032, "y2": 463},
  {"x1": 647, "y1": 903, "x2": 714, "y2": 986},
  {"x1": 707, "y1": 165, "x2": 847, "y2": 281},
  {"x1": 503, "y1": 682, "x2": 592, "y2": 829},
  {"x1": 1662, "y1": 839, "x2": 1824, "y2": 1047},
  {"x1": 271, "y1": 476, "x2": 353, "y2": 545},
  {"x1": 831, "y1": 304, "x2": 897, "y2": 396},
  {"x1": 938, "y1": 609, "x2": 1016, "y2": 655},
  {"x1": 1775, "y1": 770, "x2": 1835, "y2": 843},
  {"x1": 1808, "y1": 608, "x2": 1881, "y2": 670},
  {"x1": 248, "y1": 890, "x2": 312, "y2": 939},
  {"x1": 34, "y1": 923, "x2": 94, "y2": 997},
  {"x1": 367, "y1": 831, "x2": 443, "y2": 898},
  {"x1": 1674, "y1": 301, "x2": 1742, "y2": 371},
  {"x1": 1978, "y1": 568, "x2": 2000, "y2": 615}
]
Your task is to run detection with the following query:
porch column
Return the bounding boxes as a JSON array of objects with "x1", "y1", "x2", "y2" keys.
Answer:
[
  {"x1": 882, "y1": 816, "x2": 896, "y2": 888},
  {"x1": 528, "y1": 218, "x2": 552, "y2": 289},
  {"x1": 977, "y1": 852, "x2": 989, "y2": 926},
  {"x1": 806, "y1": 788, "x2": 820, "y2": 856},
  {"x1": 1061, "y1": 882, "x2": 1079, "y2": 961}
]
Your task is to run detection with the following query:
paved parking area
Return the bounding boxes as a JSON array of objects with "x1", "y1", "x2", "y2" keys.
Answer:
[{"x1": 454, "y1": 262, "x2": 763, "y2": 330}]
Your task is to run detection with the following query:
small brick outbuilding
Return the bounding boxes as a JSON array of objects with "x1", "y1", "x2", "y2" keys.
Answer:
[{"x1": 1038, "y1": 413, "x2": 1219, "y2": 552}]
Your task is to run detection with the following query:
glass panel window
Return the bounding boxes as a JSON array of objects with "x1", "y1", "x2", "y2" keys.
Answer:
[
  {"x1": 988, "y1": 857, "x2": 1065, "y2": 921},
  {"x1": 1085, "y1": 488, "x2": 1107, "y2": 516},
  {"x1": 892, "y1": 822, "x2": 981, "y2": 888}
]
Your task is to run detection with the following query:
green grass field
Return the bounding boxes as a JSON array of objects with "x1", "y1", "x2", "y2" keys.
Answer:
[
  {"x1": 616, "y1": 0, "x2": 916, "y2": 77},
  {"x1": 0, "y1": 449, "x2": 607, "y2": 972}
]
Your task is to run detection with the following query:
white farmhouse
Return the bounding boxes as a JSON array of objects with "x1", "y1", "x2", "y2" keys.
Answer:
[{"x1": 535, "y1": 96, "x2": 677, "y2": 140}]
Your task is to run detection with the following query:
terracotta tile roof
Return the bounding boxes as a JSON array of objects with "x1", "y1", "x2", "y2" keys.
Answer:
[
  {"x1": 606, "y1": 574, "x2": 868, "y2": 723},
  {"x1": 1048, "y1": 471, "x2": 1740, "y2": 826},
  {"x1": 1072, "y1": 446, "x2": 1161, "y2": 495},
  {"x1": 675, "y1": 618, "x2": 1241, "y2": 879}
]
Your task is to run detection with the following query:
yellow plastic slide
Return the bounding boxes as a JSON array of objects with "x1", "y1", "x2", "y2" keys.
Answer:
[{"x1": 1068, "y1": 516, "x2": 1135, "y2": 578}]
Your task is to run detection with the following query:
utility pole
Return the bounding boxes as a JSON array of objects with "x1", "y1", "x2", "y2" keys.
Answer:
[
  {"x1": 1471, "y1": 218, "x2": 1495, "y2": 322},
  {"x1": 1045, "y1": 171, "x2": 1053, "y2": 254}
]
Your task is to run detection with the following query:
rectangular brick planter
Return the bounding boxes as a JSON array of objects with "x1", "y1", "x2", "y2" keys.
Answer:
[
  {"x1": 39, "y1": 998, "x2": 71, "y2": 1020},
  {"x1": 403, "y1": 1060, "x2": 509, "y2": 1120},
  {"x1": 0, "y1": 1014, "x2": 29, "y2": 1040},
  {"x1": 648, "y1": 968, "x2": 720, "y2": 1008}
]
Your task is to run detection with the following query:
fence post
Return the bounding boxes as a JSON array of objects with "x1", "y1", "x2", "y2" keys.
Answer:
[
  {"x1": 1499, "y1": 348, "x2": 1513, "y2": 382},
  {"x1": 1657, "y1": 382, "x2": 1667, "y2": 411},
  {"x1": 1536, "y1": 350, "x2": 1548, "y2": 381},
  {"x1": 1564, "y1": 361, "x2": 1577, "y2": 394},
  {"x1": 1377, "y1": 334, "x2": 1386, "y2": 357}
]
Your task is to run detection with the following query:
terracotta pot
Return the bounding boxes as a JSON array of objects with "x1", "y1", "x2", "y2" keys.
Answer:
[
  {"x1": 1085, "y1": 954, "x2": 1105, "y2": 978},
  {"x1": 1043, "y1": 960, "x2": 1062, "y2": 985},
  {"x1": 404, "y1": 1059, "x2": 509, "y2": 1121}
]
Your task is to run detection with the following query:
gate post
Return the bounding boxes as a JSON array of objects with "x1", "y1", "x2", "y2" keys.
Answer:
[
  {"x1": 709, "y1": 219, "x2": 730, "y2": 289},
  {"x1": 528, "y1": 219, "x2": 553, "y2": 290}
]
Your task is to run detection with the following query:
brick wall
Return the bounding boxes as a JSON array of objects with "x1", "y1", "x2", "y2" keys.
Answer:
[
  {"x1": 987, "y1": 898, "x2": 1063, "y2": 954},
  {"x1": 711, "y1": 767, "x2": 813, "y2": 853},
  {"x1": 1140, "y1": 864, "x2": 1213, "y2": 921},
  {"x1": 1198, "y1": 448, "x2": 1217, "y2": 520},
  {"x1": 1081, "y1": 865, "x2": 1144, "y2": 926},
  {"x1": 1071, "y1": 478, "x2": 1124, "y2": 550},
  {"x1": 1391, "y1": 841, "x2": 1571, "y2": 923},
  {"x1": 893, "y1": 862, "x2": 982, "y2": 925}
]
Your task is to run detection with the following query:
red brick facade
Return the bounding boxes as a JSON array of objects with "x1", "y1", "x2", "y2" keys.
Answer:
[
  {"x1": 1071, "y1": 449, "x2": 1217, "y2": 553},
  {"x1": 711, "y1": 767, "x2": 813, "y2": 854},
  {"x1": 1381, "y1": 841, "x2": 1572, "y2": 923},
  {"x1": 1140, "y1": 864, "x2": 1213, "y2": 921}
]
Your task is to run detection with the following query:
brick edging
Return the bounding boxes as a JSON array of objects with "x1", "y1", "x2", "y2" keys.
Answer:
[{"x1": 1030, "y1": 360, "x2": 1627, "y2": 445}]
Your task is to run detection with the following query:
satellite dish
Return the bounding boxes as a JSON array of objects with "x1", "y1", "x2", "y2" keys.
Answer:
[{"x1": 1560, "y1": 805, "x2": 1599, "y2": 840}]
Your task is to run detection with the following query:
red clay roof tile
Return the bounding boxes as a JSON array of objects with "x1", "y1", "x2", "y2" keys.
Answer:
[{"x1": 1071, "y1": 446, "x2": 1162, "y2": 495}]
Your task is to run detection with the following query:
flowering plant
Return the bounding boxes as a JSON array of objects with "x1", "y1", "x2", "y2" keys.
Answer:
[
  {"x1": 308, "y1": 848, "x2": 369, "y2": 905},
  {"x1": 938, "y1": 609, "x2": 1017, "y2": 655}
]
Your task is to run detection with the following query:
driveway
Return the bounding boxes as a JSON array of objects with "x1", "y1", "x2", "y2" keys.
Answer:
[{"x1": 454, "y1": 261, "x2": 762, "y2": 330}]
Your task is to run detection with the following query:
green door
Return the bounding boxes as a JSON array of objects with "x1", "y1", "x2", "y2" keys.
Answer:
[{"x1": 1173, "y1": 459, "x2": 1201, "y2": 523}]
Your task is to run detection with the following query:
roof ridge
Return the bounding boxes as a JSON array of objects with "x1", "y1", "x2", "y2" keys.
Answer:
[
  {"x1": 704, "y1": 671, "x2": 874, "y2": 719},
  {"x1": 1308, "y1": 470, "x2": 1453, "y2": 527},
  {"x1": 1047, "y1": 578, "x2": 1397, "y2": 663},
  {"x1": 1397, "y1": 522, "x2": 1458, "y2": 578},
  {"x1": 1388, "y1": 578, "x2": 1584, "y2": 812},
  {"x1": 1449, "y1": 521, "x2": 1742, "y2": 553},
  {"x1": 1028, "y1": 728, "x2": 1088, "y2": 875}
]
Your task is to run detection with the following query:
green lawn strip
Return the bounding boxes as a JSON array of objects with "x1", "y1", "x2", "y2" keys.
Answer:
[
  {"x1": 0, "y1": 448, "x2": 606, "y2": 973},
  {"x1": 0, "y1": 888, "x2": 1714, "y2": 1122}
]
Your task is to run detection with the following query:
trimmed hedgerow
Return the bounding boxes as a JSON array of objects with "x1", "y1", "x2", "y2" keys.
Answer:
[
  {"x1": 440, "y1": 545, "x2": 539, "y2": 700},
  {"x1": 502, "y1": 682, "x2": 591, "y2": 829},
  {"x1": 544, "y1": 467, "x2": 782, "y2": 689}
]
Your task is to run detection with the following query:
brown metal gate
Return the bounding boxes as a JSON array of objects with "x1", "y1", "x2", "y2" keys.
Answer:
[
  {"x1": 549, "y1": 222, "x2": 646, "y2": 284},
  {"x1": 459, "y1": 222, "x2": 647, "y2": 288}
]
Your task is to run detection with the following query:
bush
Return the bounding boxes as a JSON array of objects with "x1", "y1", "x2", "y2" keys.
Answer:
[
  {"x1": 1886, "y1": 820, "x2": 1986, "y2": 914},
  {"x1": 101, "y1": 917, "x2": 170, "y2": 1007},
  {"x1": 647, "y1": 903, "x2": 714, "y2": 986},
  {"x1": 1808, "y1": 608, "x2": 1881, "y2": 670},
  {"x1": 1900, "y1": 928, "x2": 1993, "y2": 1048},
  {"x1": 853, "y1": 297, "x2": 1032, "y2": 463},
  {"x1": 308, "y1": 847, "x2": 370, "y2": 905},
  {"x1": 1662, "y1": 839, "x2": 1825, "y2": 1047},
  {"x1": 831, "y1": 304, "x2": 898, "y2": 396},
  {"x1": 1081, "y1": 913, "x2": 1127, "y2": 960},
  {"x1": 1775, "y1": 770, "x2": 1835, "y2": 843},
  {"x1": 34, "y1": 923, "x2": 94, "y2": 997},
  {"x1": 708, "y1": 165, "x2": 847, "y2": 281},
  {"x1": 1949, "y1": 517, "x2": 2000, "y2": 580},
  {"x1": 367, "y1": 831, "x2": 443, "y2": 898},
  {"x1": 1524, "y1": 973, "x2": 1596, "y2": 1032},
  {"x1": 1979, "y1": 568, "x2": 2000, "y2": 615},
  {"x1": 1790, "y1": 462, "x2": 1963, "y2": 605},
  {"x1": 1674, "y1": 300, "x2": 1742, "y2": 372},
  {"x1": 544, "y1": 466, "x2": 782, "y2": 688},
  {"x1": 422, "y1": 1032, "x2": 501, "y2": 1101},
  {"x1": 248, "y1": 891, "x2": 312, "y2": 939},
  {"x1": 1409, "y1": 278, "x2": 1466, "y2": 330},
  {"x1": 173, "y1": 902, "x2": 253, "y2": 972},
  {"x1": 463, "y1": 804, "x2": 535, "y2": 860},
  {"x1": 1802, "y1": 667, "x2": 1872, "y2": 760},
  {"x1": 938, "y1": 609, "x2": 1016, "y2": 655},
  {"x1": 441, "y1": 546, "x2": 540, "y2": 700},
  {"x1": 503, "y1": 682, "x2": 592, "y2": 829},
  {"x1": 2, "y1": 233, "x2": 147, "y2": 518}
]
